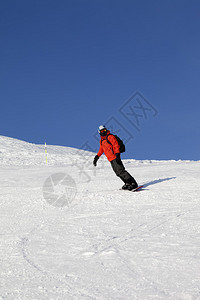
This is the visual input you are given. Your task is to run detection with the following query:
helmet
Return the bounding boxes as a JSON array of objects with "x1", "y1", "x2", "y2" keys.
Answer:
[
  {"x1": 98, "y1": 125, "x2": 108, "y2": 136},
  {"x1": 98, "y1": 125, "x2": 106, "y2": 133}
]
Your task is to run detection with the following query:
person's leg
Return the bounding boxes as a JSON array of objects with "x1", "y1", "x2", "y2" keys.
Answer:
[{"x1": 110, "y1": 158, "x2": 138, "y2": 188}]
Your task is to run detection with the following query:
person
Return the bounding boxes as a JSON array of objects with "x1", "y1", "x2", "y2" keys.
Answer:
[{"x1": 93, "y1": 125, "x2": 138, "y2": 190}]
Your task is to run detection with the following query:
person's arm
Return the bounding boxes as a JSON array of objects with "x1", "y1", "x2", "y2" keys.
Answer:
[
  {"x1": 97, "y1": 143, "x2": 104, "y2": 158},
  {"x1": 93, "y1": 143, "x2": 104, "y2": 166}
]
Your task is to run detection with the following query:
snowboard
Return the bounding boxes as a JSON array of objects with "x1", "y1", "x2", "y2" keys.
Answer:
[
  {"x1": 132, "y1": 185, "x2": 144, "y2": 192},
  {"x1": 120, "y1": 185, "x2": 144, "y2": 192}
]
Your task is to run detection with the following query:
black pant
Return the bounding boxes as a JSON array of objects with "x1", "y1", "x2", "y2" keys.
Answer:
[{"x1": 110, "y1": 157, "x2": 138, "y2": 187}]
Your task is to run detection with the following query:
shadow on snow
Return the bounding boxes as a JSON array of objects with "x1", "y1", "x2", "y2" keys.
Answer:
[{"x1": 142, "y1": 177, "x2": 176, "y2": 188}]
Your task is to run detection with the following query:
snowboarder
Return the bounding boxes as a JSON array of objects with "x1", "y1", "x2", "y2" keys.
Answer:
[{"x1": 93, "y1": 125, "x2": 138, "y2": 190}]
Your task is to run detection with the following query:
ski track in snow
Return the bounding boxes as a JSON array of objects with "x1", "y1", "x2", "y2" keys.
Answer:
[{"x1": 0, "y1": 136, "x2": 200, "y2": 300}]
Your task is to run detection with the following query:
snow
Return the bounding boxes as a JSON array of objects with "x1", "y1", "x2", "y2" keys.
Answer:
[{"x1": 0, "y1": 135, "x2": 200, "y2": 300}]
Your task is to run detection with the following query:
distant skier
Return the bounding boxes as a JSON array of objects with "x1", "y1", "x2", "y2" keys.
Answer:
[{"x1": 93, "y1": 125, "x2": 138, "y2": 190}]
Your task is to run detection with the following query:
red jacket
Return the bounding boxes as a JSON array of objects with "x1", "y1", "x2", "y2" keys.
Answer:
[{"x1": 97, "y1": 131, "x2": 120, "y2": 162}]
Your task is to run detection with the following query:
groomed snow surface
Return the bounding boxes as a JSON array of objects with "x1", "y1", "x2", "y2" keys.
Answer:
[{"x1": 0, "y1": 136, "x2": 200, "y2": 300}]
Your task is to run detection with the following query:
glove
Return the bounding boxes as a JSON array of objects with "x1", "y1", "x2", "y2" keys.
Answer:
[
  {"x1": 93, "y1": 155, "x2": 99, "y2": 167},
  {"x1": 115, "y1": 153, "x2": 121, "y2": 164}
]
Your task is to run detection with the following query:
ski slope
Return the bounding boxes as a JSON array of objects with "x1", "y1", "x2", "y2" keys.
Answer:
[{"x1": 0, "y1": 135, "x2": 200, "y2": 300}]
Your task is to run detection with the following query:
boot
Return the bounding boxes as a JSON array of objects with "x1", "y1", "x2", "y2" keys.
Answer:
[
  {"x1": 126, "y1": 178, "x2": 138, "y2": 190},
  {"x1": 121, "y1": 183, "x2": 130, "y2": 190}
]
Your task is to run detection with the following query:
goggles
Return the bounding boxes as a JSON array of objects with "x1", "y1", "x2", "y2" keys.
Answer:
[
  {"x1": 100, "y1": 129, "x2": 107, "y2": 133},
  {"x1": 99, "y1": 128, "x2": 107, "y2": 136}
]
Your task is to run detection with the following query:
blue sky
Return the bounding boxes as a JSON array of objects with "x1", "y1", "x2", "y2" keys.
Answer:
[{"x1": 1, "y1": 0, "x2": 199, "y2": 160}]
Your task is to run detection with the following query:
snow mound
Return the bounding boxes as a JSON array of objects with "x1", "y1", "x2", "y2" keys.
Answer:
[{"x1": 0, "y1": 135, "x2": 93, "y2": 166}]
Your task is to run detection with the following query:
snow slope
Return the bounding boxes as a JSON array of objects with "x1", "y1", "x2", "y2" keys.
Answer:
[{"x1": 0, "y1": 135, "x2": 200, "y2": 300}]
